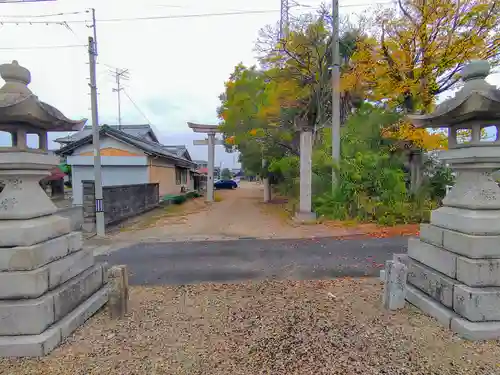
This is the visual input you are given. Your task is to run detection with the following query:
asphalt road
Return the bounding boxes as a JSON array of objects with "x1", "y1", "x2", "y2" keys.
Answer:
[{"x1": 97, "y1": 236, "x2": 409, "y2": 285}]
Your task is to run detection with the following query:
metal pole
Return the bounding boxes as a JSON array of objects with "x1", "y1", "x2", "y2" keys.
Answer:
[
  {"x1": 89, "y1": 36, "x2": 105, "y2": 236},
  {"x1": 116, "y1": 68, "x2": 122, "y2": 129},
  {"x1": 91, "y1": 8, "x2": 98, "y2": 56},
  {"x1": 331, "y1": 0, "x2": 341, "y2": 187},
  {"x1": 206, "y1": 133, "x2": 215, "y2": 202}
]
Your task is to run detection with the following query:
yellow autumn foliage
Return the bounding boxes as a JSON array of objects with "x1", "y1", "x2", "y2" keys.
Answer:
[{"x1": 342, "y1": 0, "x2": 499, "y2": 150}]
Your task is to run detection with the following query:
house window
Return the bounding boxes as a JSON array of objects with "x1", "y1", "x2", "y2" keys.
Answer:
[{"x1": 175, "y1": 167, "x2": 187, "y2": 185}]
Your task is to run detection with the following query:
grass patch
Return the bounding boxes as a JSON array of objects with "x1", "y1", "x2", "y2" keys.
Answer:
[{"x1": 259, "y1": 196, "x2": 295, "y2": 222}]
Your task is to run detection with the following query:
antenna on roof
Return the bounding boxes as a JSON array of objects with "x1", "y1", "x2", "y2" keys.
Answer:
[{"x1": 110, "y1": 68, "x2": 130, "y2": 130}]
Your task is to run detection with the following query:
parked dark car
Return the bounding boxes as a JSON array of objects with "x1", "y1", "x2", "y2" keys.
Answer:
[{"x1": 214, "y1": 179, "x2": 237, "y2": 189}]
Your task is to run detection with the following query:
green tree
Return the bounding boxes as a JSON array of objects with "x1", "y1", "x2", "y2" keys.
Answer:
[{"x1": 220, "y1": 168, "x2": 232, "y2": 180}]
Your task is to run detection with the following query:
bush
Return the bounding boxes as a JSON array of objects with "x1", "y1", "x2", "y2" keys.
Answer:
[
  {"x1": 172, "y1": 195, "x2": 187, "y2": 205},
  {"x1": 262, "y1": 107, "x2": 448, "y2": 225}
]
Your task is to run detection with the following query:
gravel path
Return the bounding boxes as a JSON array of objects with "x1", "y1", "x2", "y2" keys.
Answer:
[
  {"x1": 3, "y1": 279, "x2": 500, "y2": 374},
  {"x1": 97, "y1": 237, "x2": 408, "y2": 285}
]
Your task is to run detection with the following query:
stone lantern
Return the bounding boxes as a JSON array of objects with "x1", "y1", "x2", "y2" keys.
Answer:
[
  {"x1": 405, "y1": 60, "x2": 500, "y2": 340},
  {"x1": 0, "y1": 61, "x2": 108, "y2": 357}
]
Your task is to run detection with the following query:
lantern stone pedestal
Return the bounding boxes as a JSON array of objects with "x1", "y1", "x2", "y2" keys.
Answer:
[
  {"x1": 0, "y1": 60, "x2": 108, "y2": 357},
  {"x1": 405, "y1": 60, "x2": 500, "y2": 340}
]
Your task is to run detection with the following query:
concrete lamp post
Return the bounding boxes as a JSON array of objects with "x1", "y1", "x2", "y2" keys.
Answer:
[
  {"x1": 404, "y1": 60, "x2": 500, "y2": 340},
  {"x1": 0, "y1": 61, "x2": 108, "y2": 357}
]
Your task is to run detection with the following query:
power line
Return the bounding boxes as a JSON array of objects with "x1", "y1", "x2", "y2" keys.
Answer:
[
  {"x1": 0, "y1": 44, "x2": 85, "y2": 50},
  {"x1": 122, "y1": 89, "x2": 153, "y2": 125},
  {"x1": 0, "y1": 10, "x2": 84, "y2": 18},
  {"x1": 0, "y1": 9, "x2": 282, "y2": 24},
  {"x1": 0, "y1": 2, "x2": 392, "y2": 25}
]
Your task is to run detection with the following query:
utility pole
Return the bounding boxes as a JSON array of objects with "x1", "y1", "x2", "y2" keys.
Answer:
[
  {"x1": 331, "y1": 0, "x2": 341, "y2": 187},
  {"x1": 88, "y1": 8, "x2": 105, "y2": 237},
  {"x1": 111, "y1": 68, "x2": 129, "y2": 130}
]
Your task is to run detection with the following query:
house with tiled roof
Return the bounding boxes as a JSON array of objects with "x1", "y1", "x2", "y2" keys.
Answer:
[
  {"x1": 54, "y1": 124, "x2": 160, "y2": 145},
  {"x1": 56, "y1": 124, "x2": 199, "y2": 205}
]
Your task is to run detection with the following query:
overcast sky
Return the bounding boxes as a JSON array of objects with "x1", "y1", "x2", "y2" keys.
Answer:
[{"x1": 0, "y1": 0, "x2": 498, "y2": 167}]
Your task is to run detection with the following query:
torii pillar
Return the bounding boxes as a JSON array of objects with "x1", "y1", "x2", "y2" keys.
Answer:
[{"x1": 188, "y1": 122, "x2": 222, "y2": 202}]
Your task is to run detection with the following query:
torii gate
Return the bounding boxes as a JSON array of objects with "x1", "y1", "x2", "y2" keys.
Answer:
[{"x1": 187, "y1": 122, "x2": 223, "y2": 202}]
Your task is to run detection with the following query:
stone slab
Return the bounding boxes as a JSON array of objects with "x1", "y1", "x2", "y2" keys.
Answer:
[
  {"x1": 0, "y1": 264, "x2": 104, "y2": 335},
  {"x1": 0, "y1": 266, "x2": 49, "y2": 299},
  {"x1": 0, "y1": 247, "x2": 94, "y2": 299},
  {"x1": 0, "y1": 286, "x2": 108, "y2": 358},
  {"x1": 453, "y1": 284, "x2": 500, "y2": 322},
  {"x1": 420, "y1": 224, "x2": 500, "y2": 259},
  {"x1": 0, "y1": 292, "x2": 53, "y2": 336},
  {"x1": 48, "y1": 247, "x2": 94, "y2": 289},
  {"x1": 406, "y1": 284, "x2": 459, "y2": 328},
  {"x1": 58, "y1": 285, "x2": 109, "y2": 340},
  {"x1": 451, "y1": 317, "x2": 500, "y2": 340},
  {"x1": 431, "y1": 206, "x2": 500, "y2": 236},
  {"x1": 383, "y1": 260, "x2": 408, "y2": 310},
  {"x1": 407, "y1": 237, "x2": 457, "y2": 278},
  {"x1": 419, "y1": 223, "x2": 444, "y2": 247},
  {"x1": 456, "y1": 256, "x2": 500, "y2": 287},
  {"x1": 443, "y1": 229, "x2": 500, "y2": 259},
  {"x1": 0, "y1": 232, "x2": 83, "y2": 271},
  {"x1": 0, "y1": 214, "x2": 71, "y2": 247},
  {"x1": 0, "y1": 322, "x2": 61, "y2": 358},
  {"x1": 54, "y1": 264, "x2": 103, "y2": 320},
  {"x1": 407, "y1": 259, "x2": 460, "y2": 308}
]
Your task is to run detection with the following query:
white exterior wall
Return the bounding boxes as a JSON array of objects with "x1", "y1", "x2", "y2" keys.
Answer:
[{"x1": 69, "y1": 155, "x2": 149, "y2": 205}]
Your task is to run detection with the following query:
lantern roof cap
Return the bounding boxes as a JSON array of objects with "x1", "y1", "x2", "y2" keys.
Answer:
[
  {"x1": 0, "y1": 60, "x2": 86, "y2": 131},
  {"x1": 408, "y1": 60, "x2": 500, "y2": 129}
]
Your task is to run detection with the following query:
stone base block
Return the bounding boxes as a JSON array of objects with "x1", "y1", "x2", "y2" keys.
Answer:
[
  {"x1": 293, "y1": 211, "x2": 317, "y2": 224},
  {"x1": 407, "y1": 237, "x2": 457, "y2": 278},
  {"x1": 456, "y1": 256, "x2": 500, "y2": 287},
  {"x1": 419, "y1": 223, "x2": 444, "y2": 247},
  {"x1": 431, "y1": 206, "x2": 500, "y2": 236},
  {"x1": 0, "y1": 214, "x2": 71, "y2": 247},
  {"x1": 0, "y1": 232, "x2": 82, "y2": 272},
  {"x1": 0, "y1": 286, "x2": 109, "y2": 358},
  {"x1": 420, "y1": 223, "x2": 500, "y2": 259},
  {"x1": 0, "y1": 248, "x2": 94, "y2": 299},
  {"x1": 451, "y1": 317, "x2": 500, "y2": 340},
  {"x1": 454, "y1": 284, "x2": 500, "y2": 322},
  {"x1": 406, "y1": 284, "x2": 459, "y2": 328},
  {"x1": 407, "y1": 259, "x2": 460, "y2": 308},
  {"x1": 407, "y1": 284, "x2": 500, "y2": 340},
  {"x1": 0, "y1": 264, "x2": 104, "y2": 335}
]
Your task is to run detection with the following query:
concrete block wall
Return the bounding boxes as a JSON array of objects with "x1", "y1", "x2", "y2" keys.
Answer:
[{"x1": 82, "y1": 181, "x2": 159, "y2": 232}]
